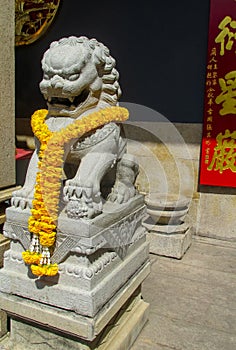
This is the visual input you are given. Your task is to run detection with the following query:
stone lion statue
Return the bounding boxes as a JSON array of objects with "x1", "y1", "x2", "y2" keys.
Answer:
[{"x1": 12, "y1": 36, "x2": 138, "y2": 219}]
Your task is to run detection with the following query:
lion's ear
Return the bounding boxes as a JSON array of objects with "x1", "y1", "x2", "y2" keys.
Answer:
[{"x1": 93, "y1": 46, "x2": 107, "y2": 67}]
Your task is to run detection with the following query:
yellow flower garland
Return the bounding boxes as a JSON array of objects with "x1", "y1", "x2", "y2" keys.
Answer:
[{"x1": 22, "y1": 106, "x2": 129, "y2": 277}]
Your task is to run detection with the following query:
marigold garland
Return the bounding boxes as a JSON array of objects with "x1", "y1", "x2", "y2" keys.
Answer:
[
  {"x1": 23, "y1": 106, "x2": 129, "y2": 277},
  {"x1": 22, "y1": 251, "x2": 41, "y2": 265}
]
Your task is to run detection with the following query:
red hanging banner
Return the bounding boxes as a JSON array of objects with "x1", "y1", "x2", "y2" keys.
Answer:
[{"x1": 200, "y1": 0, "x2": 236, "y2": 187}]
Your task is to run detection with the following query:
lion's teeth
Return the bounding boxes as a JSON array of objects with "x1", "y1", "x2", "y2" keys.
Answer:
[
  {"x1": 69, "y1": 97, "x2": 74, "y2": 103},
  {"x1": 48, "y1": 97, "x2": 52, "y2": 102}
]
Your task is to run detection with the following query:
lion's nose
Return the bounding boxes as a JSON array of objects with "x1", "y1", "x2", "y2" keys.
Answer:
[{"x1": 50, "y1": 75, "x2": 63, "y2": 89}]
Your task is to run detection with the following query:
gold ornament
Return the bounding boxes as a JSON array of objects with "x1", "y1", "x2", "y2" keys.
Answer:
[{"x1": 15, "y1": 0, "x2": 61, "y2": 46}]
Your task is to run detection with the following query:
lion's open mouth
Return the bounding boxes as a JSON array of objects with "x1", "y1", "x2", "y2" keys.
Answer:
[{"x1": 48, "y1": 89, "x2": 90, "y2": 108}]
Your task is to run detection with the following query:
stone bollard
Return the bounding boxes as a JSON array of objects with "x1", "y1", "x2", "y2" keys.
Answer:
[{"x1": 143, "y1": 193, "x2": 192, "y2": 259}]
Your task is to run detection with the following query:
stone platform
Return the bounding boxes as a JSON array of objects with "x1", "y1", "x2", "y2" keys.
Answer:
[
  {"x1": 146, "y1": 226, "x2": 192, "y2": 259},
  {"x1": 0, "y1": 289, "x2": 149, "y2": 350}
]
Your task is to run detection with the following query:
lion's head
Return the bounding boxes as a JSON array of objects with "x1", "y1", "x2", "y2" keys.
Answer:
[{"x1": 39, "y1": 36, "x2": 121, "y2": 118}]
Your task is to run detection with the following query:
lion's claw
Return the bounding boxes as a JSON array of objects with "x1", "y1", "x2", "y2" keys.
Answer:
[
  {"x1": 63, "y1": 179, "x2": 102, "y2": 219},
  {"x1": 11, "y1": 188, "x2": 34, "y2": 210}
]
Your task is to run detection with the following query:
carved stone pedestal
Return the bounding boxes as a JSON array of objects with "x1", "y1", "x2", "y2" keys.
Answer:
[{"x1": 0, "y1": 195, "x2": 150, "y2": 349}]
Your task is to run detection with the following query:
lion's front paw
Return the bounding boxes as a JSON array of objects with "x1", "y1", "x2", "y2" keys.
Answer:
[
  {"x1": 63, "y1": 180, "x2": 102, "y2": 219},
  {"x1": 108, "y1": 181, "x2": 137, "y2": 204},
  {"x1": 11, "y1": 188, "x2": 34, "y2": 210},
  {"x1": 108, "y1": 154, "x2": 139, "y2": 204}
]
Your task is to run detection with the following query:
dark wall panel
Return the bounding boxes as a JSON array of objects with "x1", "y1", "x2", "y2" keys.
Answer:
[{"x1": 16, "y1": 0, "x2": 210, "y2": 123}]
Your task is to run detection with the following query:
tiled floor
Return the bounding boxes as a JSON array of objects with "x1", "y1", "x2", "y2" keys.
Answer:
[{"x1": 131, "y1": 238, "x2": 236, "y2": 350}]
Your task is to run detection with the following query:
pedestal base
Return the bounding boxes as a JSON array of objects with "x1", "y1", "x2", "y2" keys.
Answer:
[
  {"x1": 1, "y1": 195, "x2": 150, "y2": 348},
  {"x1": 0, "y1": 234, "x2": 10, "y2": 268},
  {"x1": 147, "y1": 228, "x2": 192, "y2": 259},
  {"x1": 0, "y1": 310, "x2": 7, "y2": 339},
  {"x1": 0, "y1": 260, "x2": 150, "y2": 341},
  {"x1": 0, "y1": 234, "x2": 10, "y2": 338},
  {"x1": 0, "y1": 290, "x2": 149, "y2": 350}
]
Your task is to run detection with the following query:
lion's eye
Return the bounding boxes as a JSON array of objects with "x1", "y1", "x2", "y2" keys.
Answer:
[{"x1": 68, "y1": 74, "x2": 79, "y2": 81}]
